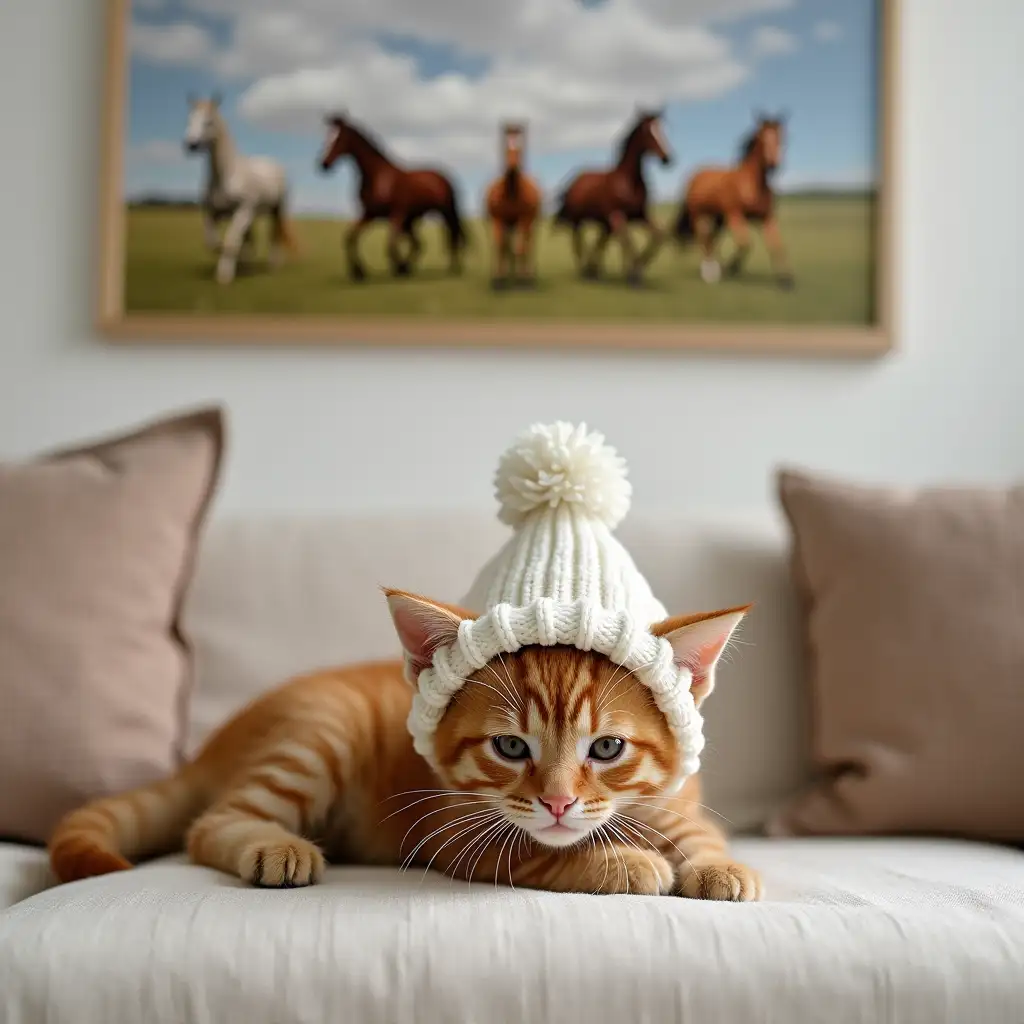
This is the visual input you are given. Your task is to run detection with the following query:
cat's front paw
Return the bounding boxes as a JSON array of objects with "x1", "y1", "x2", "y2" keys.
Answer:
[
  {"x1": 239, "y1": 838, "x2": 325, "y2": 888},
  {"x1": 597, "y1": 847, "x2": 674, "y2": 896},
  {"x1": 677, "y1": 860, "x2": 763, "y2": 902}
]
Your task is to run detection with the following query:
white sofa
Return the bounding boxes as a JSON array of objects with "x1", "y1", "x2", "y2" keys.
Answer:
[{"x1": 2, "y1": 512, "x2": 1023, "y2": 1023}]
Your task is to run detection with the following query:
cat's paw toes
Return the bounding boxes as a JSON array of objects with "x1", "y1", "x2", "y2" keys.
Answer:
[
  {"x1": 601, "y1": 848, "x2": 674, "y2": 895},
  {"x1": 240, "y1": 839, "x2": 324, "y2": 888},
  {"x1": 678, "y1": 860, "x2": 762, "y2": 902}
]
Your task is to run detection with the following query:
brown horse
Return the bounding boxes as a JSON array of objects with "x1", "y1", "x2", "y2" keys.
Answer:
[
  {"x1": 485, "y1": 122, "x2": 542, "y2": 290},
  {"x1": 675, "y1": 113, "x2": 794, "y2": 289},
  {"x1": 318, "y1": 113, "x2": 468, "y2": 281},
  {"x1": 554, "y1": 109, "x2": 673, "y2": 286}
]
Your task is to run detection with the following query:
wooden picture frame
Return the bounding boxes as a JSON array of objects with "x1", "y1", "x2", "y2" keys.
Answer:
[{"x1": 97, "y1": 0, "x2": 899, "y2": 355}]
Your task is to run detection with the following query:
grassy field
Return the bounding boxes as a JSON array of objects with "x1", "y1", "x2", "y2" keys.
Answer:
[{"x1": 124, "y1": 196, "x2": 876, "y2": 324}]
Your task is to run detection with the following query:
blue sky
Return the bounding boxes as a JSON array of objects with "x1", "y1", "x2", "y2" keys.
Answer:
[{"x1": 125, "y1": 0, "x2": 880, "y2": 215}]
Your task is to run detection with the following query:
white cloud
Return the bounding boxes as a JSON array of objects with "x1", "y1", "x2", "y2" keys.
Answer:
[
  {"x1": 813, "y1": 20, "x2": 843, "y2": 43},
  {"x1": 128, "y1": 139, "x2": 187, "y2": 165},
  {"x1": 750, "y1": 25, "x2": 798, "y2": 58},
  {"x1": 130, "y1": 22, "x2": 214, "y2": 67},
  {"x1": 131, "y1": 0, "x2": 794, "y2": 167},
  {"x1": 258, "y1": 4, "x2": 748, "y2": 166},
  {"x1": 215, "y1": 11, "x2": 338, "y2": 79},
  {"x1": 239, "y1": 44, "x2": 747, "y2": 168},
  {"x1": 182, "y1": 0, "x2": 795, "y2": 57}
]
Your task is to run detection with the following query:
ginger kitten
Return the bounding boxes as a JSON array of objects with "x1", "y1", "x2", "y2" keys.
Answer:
[{"x1": 49, "y1": 592, "x2": 760, "y2": 901}]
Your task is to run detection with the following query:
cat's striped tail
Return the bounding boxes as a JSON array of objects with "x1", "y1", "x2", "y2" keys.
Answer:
[{"x1": 48, "y1": 766, "x2": 212, "y2": 883}]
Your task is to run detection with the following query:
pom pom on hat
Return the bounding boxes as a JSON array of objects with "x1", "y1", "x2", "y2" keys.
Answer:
[{"x1": 494, "y1": 422, "x2": 632, "y2": 529}]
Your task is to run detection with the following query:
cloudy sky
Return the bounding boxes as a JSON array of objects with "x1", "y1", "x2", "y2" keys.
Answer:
[{"x1": 125, "y1": 0, "x2": 879, "y2": 215}]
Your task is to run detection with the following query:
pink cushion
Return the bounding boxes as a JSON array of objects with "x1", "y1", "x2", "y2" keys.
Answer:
[{"x1": 0, "y1": 408, "x2": 224, "y2": 844}]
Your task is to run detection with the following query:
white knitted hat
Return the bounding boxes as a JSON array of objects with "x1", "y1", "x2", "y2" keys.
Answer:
[{"x1": 397, "y1": 422, "x2": 745, "y2": 792}]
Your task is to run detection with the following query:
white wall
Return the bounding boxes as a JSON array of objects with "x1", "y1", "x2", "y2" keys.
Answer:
[{"x1": 0, "y1": 2, "x2": 1021, "y2": 517}]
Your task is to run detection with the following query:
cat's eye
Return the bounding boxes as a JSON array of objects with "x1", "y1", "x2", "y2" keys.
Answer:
[
  {"x1": 588, "y1": 736, "x2": 625, "y2": 762},
  {"x1": 492, "y1": 735, "x2": 530, "y2": 761}
]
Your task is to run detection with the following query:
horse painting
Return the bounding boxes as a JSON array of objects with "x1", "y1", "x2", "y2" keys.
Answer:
[
  {"x1": 554, "y1": 109, "x2": 674, "y2": 286},
  {"x1": 318, "y1": 113, "x2": 468, "y2": 282},
  {"x1": 484, "y1": 123, "x2": 542, "y2": 289},
  {"x1": 183, "y1": 94, "x2": 299, "y2": 286},
  {"x1": 674, "y1": 113, "x2": 794, "y2": 289}
]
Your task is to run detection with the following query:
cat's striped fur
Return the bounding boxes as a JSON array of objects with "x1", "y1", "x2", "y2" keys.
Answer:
[{"x1": 49, "y1": 593, "x2": 760, "y2": 900}]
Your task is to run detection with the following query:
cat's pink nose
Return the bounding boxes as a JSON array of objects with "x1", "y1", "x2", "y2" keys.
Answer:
[{"x1": 539, "y1": 795, "x2": 577, "y2": 819}]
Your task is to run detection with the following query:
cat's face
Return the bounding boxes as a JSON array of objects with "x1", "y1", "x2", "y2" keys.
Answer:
[
  {"x1": 387, "y1": 591, "x2": 748, "y2": 852},
  {"x1": 432, "y1": 647, "x2": 677, "y2": 848}
]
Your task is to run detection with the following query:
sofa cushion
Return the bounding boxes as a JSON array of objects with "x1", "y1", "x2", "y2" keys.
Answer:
[
  {"x1": 0, "y1": 408, "x2": 224, "y2": 844},
  {"x1": 2, "y1": 839, "x2": 1022, "y2": 1023},
  {"x1": 771, "y1": 468, "x2": 1024, "y2": 842},
  {"x1": 182, "y1": 512, "x2": 805, "y2": 830}
]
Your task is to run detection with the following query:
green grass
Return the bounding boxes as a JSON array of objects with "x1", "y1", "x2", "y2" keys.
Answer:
[{"x1": 124, "y1": 196, "x2": 876, "y2": 324}]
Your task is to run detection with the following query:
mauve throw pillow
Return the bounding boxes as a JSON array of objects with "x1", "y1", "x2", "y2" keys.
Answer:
[
  {"x1": 0, "y1": 407, "x2": 225, "y2": 844},
  {"x1": 769, "y1": 468, "x2": 1024, "y2": 842}
]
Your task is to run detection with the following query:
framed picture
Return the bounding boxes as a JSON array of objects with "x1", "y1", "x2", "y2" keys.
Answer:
[{"x1": 97, "y1": 0, "x2": 898, "y2": 355}]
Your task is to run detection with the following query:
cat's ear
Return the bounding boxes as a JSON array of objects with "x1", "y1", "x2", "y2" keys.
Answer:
[
  {"x1": 383, "y1": 589, "x2": 477, "y2": 680},
  {"x1": 651, "y1": 605, "x2": 751, "y2": 704}
]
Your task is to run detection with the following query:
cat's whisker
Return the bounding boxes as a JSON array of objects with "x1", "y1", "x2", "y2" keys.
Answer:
[
  {"x1": 465, "y1": 816, "x2": 514, "y2": 883},
  {"x1": 493, "y1": 653, "x2": 525, "y2": 713},
  {"x1": 625, "y1": 796, "x2": 735, "y2": 828},
  {"x1": 512, "y1": 829, "x2": 528, "y2": 885},
  {"x1": 485, "y1": 657, "x2": 523, "y2": 715},
  {"x1": 437, "y1": 819, "x2": 509, "y2": 887},
  {"x1": 605, "y1": 818, "x2": 662, "y2": 863},
  {"x1": 604, "y1": 819, "x2": 666, "y2": 895},
  {"x1": 446, "y1": 815, "x2": 499, "y2": 885},
  {"x1": 616, "y1": 812, "x2": 687, "y2": 864},
  {"x1": 422, "y1": 811, "x2": 506, "y2": 881},
  {"x1": 598, "y1": 656, "x2": 638, "y2": 699},
  {"x1": 596, "y1": 655, "x2": 659, "y2": 713},
  {"x1": 602, "y1": 680, "x2": 659, "y2": 715},
  {"x1": 459, "y1": 827, "x2": 496, "y2": 886},
  {"x1": 600, "y1": 694, "x2": 657, "y2": 716},
  {"x1": 401, "y1": 808, "x2": 498, "y2": 871},
  {"x1": 616, "y1": 812, "x2": 697, "y2": 882},
  {"x1": 687, "y1": 801, "x2": 736, "y2": 826},
  {"x1": 493, "y1": 823, "x2": 519, "y2": 890},
  {"x1": 605, "y1": 825, "x2": 635, "y2": 896},
  {"x1": 507, "y1": 837, "x2": 520, "y2": 891},
  {"x1": 381, "y1": 788, "x2": 468, "y2": 803},
  {"x1": 457, "y1": 812, "x2": 512, "y2": 881},
  {"x1": 603, "y1": 818, "x2": 646, "y2": 855},
  {"x1": 443, "y1": 671, "x2": 518, "y2": 718},
  {"x1": 595, "y1": 660, "x2": 633, "y2": 709},
  {"x1": 401, "y1": 808, "x2": 503, "y2": 870},
  {"x1": 379, "y1": 792, "x2": 495, "y2": 825},
  {"x1": 508, "y1": 825, "x2": 524, "y2": 874},
  {"x1": 412, "y1": 811, "x2": 506, "y2": 879},
  {"x1": 462, "y1": 676, "x2": 516, "y2": 713},
  {"x1": 594, "y1": 825, "x2": 613, "y2": 894},
  {"x1": 396, "y1": 798, "x2": 500, "y2": 850}
]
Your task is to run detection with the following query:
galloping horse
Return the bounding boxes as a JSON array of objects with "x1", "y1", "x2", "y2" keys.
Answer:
[
  {"x1": 484, "y1": 122, "x2": 542, "y2": 289},
  {"x1": 318, "y1": 113, "x2": 468, "y2": 281},
  {"x1": 554, "y1": 109, "x2": 673, "y2": 286},
  {"x1": 674, "y1": 113, "x2": 793, "y2": 289},
  {"x1": 183, "y1": 94, "x2": 298, "y2": 285}
]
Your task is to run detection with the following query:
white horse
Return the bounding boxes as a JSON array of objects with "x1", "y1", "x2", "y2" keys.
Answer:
[{"x1": 183, "y1": 94, "x2": 298, "y2": 285}]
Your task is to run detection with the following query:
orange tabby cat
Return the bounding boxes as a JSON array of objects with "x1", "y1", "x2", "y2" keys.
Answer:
[{"x1": 49, "y1": 591, "x2": 760, "y2": 901}]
